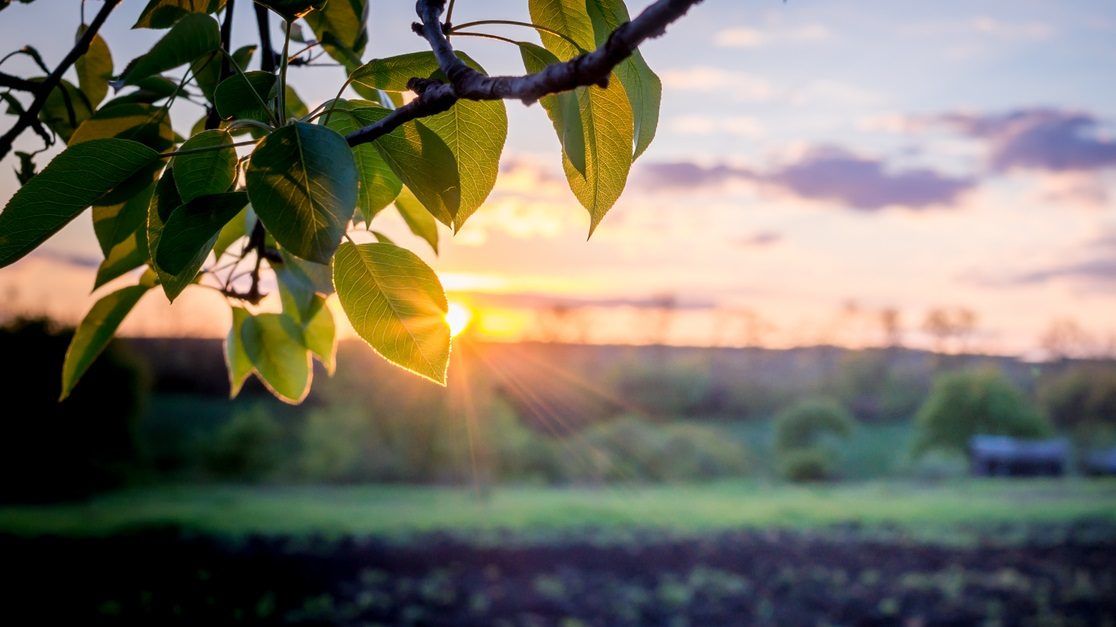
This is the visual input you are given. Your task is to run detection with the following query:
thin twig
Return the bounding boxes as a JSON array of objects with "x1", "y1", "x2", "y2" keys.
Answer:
[
  {"x1": 345, "y1": 0, "x2": 703, "y2": 148},
  {"x1": 0, "y1": 0, "x2": 122, "y2": 160}
]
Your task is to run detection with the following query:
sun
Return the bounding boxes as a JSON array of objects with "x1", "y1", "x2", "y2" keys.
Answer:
[{"x1": 445, "y1": 301, "x2": 473, "y2": 337}]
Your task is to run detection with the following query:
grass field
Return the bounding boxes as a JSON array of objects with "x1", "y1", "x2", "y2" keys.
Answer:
[{"x1": 2, "y1": 479, "x2": 1114, "y2": 540}]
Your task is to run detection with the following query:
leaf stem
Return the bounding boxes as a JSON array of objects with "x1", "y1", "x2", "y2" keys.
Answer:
[
  {"x1": 278, "y1": 20, "x2": 291, "y2": 123},
  {"x1": 449, "y1": 19, "x2": 585, "y2": 52},
  {"x1": 159, "y1": 138, "x2": 258, "y2": 158},
  {"x1": 449, "y1": 31, "x2": 521, "y2": 47}
]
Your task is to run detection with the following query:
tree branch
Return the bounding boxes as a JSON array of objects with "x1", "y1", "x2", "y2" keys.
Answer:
[
  {"x1": 206, "y1": 0, "x2": 237, "y2": 130},
  {"x1": 345, "y1": 0, "x2": 702, "y2": 148},
  {"x1": 253, "y1": 4, "x2": 279, "y2": 73},
  {"x1": 0, "y1": 71, "x2": 38, "y2": 92},
  {"x1": 0, "y1": 0, "x2": 122, "y2": 160}
]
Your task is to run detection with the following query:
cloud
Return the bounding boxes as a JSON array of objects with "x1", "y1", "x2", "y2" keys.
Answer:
[
  {"x1": 735, "y1": 231, "x2": 782, "y2": 248},
  {"x1": 638, "y1": 146, "x2": 975, "y2": 211},
  {"x1": 986, "y1": 233, "x2": 1116, "y2": 287},
  {"x1": 936, "y1": 108, "x2": 1116, "y2": 172},
  {"x1": 713, "y1": 24, "x2": 831, "y2": 48},
  {"x1": 669, "y1": 114, "x2": 761, "y2": 137},
  {"x1": 659, "y1": 67, "x2": 775, "y2": 102}
]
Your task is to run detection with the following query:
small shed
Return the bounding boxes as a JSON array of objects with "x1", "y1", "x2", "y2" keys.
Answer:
[
  {"x1": 968, "y1": 435, "x2": 1068, "y2": 477},
  {"x1": 1083, "y1": 447, "x2": 1116, "y2": 476}
]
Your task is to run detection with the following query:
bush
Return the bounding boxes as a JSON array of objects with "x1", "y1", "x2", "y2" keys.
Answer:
[
  {"x1": 1037, "y1": 366, "x2": 1116, "y2": 441},
  {"x1": 778, "y1": 448, "x2": 834, "y2": 483},
  {"x1": 610, "y1": 357, "x2": 713, "y2": 417},
  {"x1": 772, "y1": 398, "x2": 854, "y2": 482},
  {"x1": 912, "y1": 367, "x2": 1052, "y2": 457},
  {"x1": 205, "y1": 406, "x2": 285, "y2": 481},
  {"x1": 578, "y1": 415, "x2": 748, "y2": 482},
  {"x1": 773, "y1": 398, "x2": 855, "y2": 454},
  {"x1": 0, "y1": 317, "x2": 149, "y2": 502}
]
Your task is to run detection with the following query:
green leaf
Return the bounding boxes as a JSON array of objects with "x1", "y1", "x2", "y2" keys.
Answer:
[
  {"x1": 332, "y1": 241, "x2": 450, "y2": 384},
  {"x1": 519, "y1": 43, "x2": 585, "y2": 175},
  {"x1": 528, "y1": 0, "x2": 597, "y2": 58},
  {"x1": 0, "y1": 139, "x2": 161, "y2": 268},
  {"x1": 75, "y1": 27, "x2": 113, "y2": 107},
  {"x1": 302, "y1": 295, "x2": 337, "y2": 374},
  {"x1": 342, "y1": 105, "x2": 460, "y2": 228},
  {"x1": 212, "y1": 206, "x2": 249, "y2": 259},
  {"x1": 94, "y1": 230, "x2": 149, "y2": 289},
  {"x1": 421, "y1": 53, "x2": 507, "y2": 229},
  {"x1": 280, "y1": 249, "x2": 333, "y2": 295},
  {"x1": 394, "y1": 187, "x2": 438, "y2": 254},
  {"x1": 154, "y1": 191, "x2": 247, "y2": 297},
  {"x1": 118, "y1": 13, "x2": 220, "y2": 86},
  {"x1": 370, "y1": 230, "x2": 395, "y2": 245},
  {"x1": 214, "y1": 70, "x2": 276, "y2": 122},
  {"x1": 245, "y1": 123, "x2": 358, "y2": 264},
  {"x1": 240, "y1": 312, "x2": 312, "y2": 403},
  {"x1": 225, "y1": 306, "x2": 254, "y2": 397},
  {"x1": 304, "y1": 0, "x2": 368, "y2": 69},
  {"x1": 93, "y1": 178, "x2": 158, "y2": 255},
  {"x1": 350, "y1": 52, "x2": 441, "y2": 92},
  {"x1": 521, "y1": 41, "x2": 633, "y2": 233},
  {"x1": 38, "y1": 79, "x2": 93, "y2": 142},
  {"x1": 146, "y1": 168, "x2": 182, "y2": 292},
  {"x1": 70, "y1": 102, "x2": 175, "y2": 151},
  {"x1": 586, "y1": 0, "x2": 661, "y2": 159},
  {"x1": 60, "y1": 284, "x2": 150, "y2": 399},
  {"x1": 322, "y1": 101, "x2": 402, "y2": 223},
  {"x1": 193, "y1": 45, "x2": 254, "y2": 102},
  {"x1": 133, "y1": 0, "x2": 224, "y2": 29},
  {"x1": 172, "y1": 130, "x2": 237, "y2": 201}
]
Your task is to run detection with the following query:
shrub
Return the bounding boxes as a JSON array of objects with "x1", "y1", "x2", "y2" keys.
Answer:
[
  {"x1": 610, "y1": 357, "x2": 713, "y2": 417},
  {"x1": 778, "y1": 448, "x2": 834, "y2": 483},
  {"x1": 912, "y1": 367, "x2": 1052, "y2": 457},
  {"x1": 773, "y1": 398, "x2": 855, "y2": 454},
  {"x1": 205, "y1": 406, "x2": 285, "y2": 482},
  {"x1": 1037, "y1": 366, "x2": 1116, "y2": 441},
  {"x1": 772, "y1": 398, "x2": 854, "y2": 482},
  {"x1": 578, "y1": 415, "x2": 748, "y2": 482}
]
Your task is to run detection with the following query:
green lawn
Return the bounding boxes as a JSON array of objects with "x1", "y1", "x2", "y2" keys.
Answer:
[{"x1": 1, "y1": 479, "x2": 1114, "y2": 540}]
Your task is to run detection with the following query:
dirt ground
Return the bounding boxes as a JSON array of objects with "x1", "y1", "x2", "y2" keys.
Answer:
[{"x1": 3, "y1": 525, "x2": 1114, "y2": 625}]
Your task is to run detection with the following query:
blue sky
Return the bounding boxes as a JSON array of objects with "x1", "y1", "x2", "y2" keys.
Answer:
[{"x1": 1, "y1": 0, "x2": 1115, "y2": 355}]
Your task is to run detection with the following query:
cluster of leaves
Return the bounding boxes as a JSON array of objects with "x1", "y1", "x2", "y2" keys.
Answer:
[{"x1": 0, "y1": 0, "x2": 663, "y2": 403}]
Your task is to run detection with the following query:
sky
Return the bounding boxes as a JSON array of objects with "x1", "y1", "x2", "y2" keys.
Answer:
[{"x1": 1, "y1": 0, "x2": 1115, "y2": 356}]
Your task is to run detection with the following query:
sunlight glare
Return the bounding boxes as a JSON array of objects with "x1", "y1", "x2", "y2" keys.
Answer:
[{"x1": 446, "y1": 301, "x2": 473, "y2": 337}]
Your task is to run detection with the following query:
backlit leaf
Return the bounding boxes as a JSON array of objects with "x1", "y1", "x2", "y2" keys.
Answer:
[
  {"x1": 75, "y1": 27, "x2": 113, "y2": 107},
  {"x1": 155, "y1": 191, "x2": 246, "y2": 279},
  {"x1": 214, "y1": 70, "x2": 276, "y2": 122},
  {"x1": 322, "y1": 100, "x2": 402, "y2": 222},
  {"x1": 255, "y1": 0, "x2": 326, "y2": 20},
  {"x1": 212, "y1": 206, "x2": 249, "y2": 259},
  {"x1": 332, "y1": 241, "x2": 450, "y2": 384},
  {"x1": 350, "y1": 52, "x2": 440, "y2": 92},
  {"x1": 304, "y1": 0, "x2": 368, "y2": 69},
  {"x1": 60, "y1": 284, "x2": 150, "y2": 399},
  {"x1": 245, "y1": 123, "x2": 358, "y2": 263},
  {"x1": 421, "y1": 53, "x2": 507, "y2": 229},
  {"x1": 0, "y1": 139, "x2": 161, "y2": 268},
  {"x1": 172, "y1": 129, "x2": 236, "y2": 201},
  {"x1": 225, "y1": 306, "x2": 253, "y2": 397},
  {"x1": 343, "y1": 106, "x2": 459, "y2": 227},
  {"x1": 394, "y1": 187, "x2": 438, "y2": 254},
  {"x1": 586, "y1": 0, "x2": 662, "y2": 159},
  {"x1": 519, "y1": 43, "x2": 585, "y2": 174},
  {"x1": 70, "y1": 102, "x2": 175, "y2": 151},
  {"x1": 240, "y1": 312, "x2": 312, "y2": 403},
  {"x1": 133, "y1": 0, "x2": 224, "y2": 29},
  {"x1": 38, "y1": 79, "x2": 93, "y2": 142},
  {"x1": 521, "y1": 37, "x2": 633, "y2": 233},
  {"x1": 193, "y1": 45, "x2": 254, "y2": 102},
  {"x1": 94, "y1": 230, "x2": 149, "y2": 289},
  {"x1": 118, "y1": 13, "x2": 220, "y2": 86}
]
